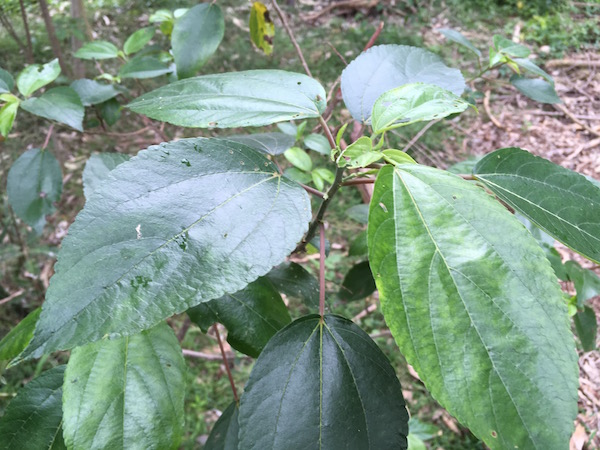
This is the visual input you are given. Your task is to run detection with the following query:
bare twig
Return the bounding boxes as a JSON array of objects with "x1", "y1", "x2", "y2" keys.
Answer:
[
  {"x1": 553, "y1": 103, "x2": 600, "y2": 138},
  {"x1": 352, "y1": 303, "x2": 377, "y2": 321},
  {"x1": 213, "y1": 324, "x2": 239, "y2": 403},
  {"x1": 483, "y1": 90, "x2": 504, "y2": 129},
  {"x1": 319, "y1": 223, "x2": 326, "y2": 317},
  {"x1": 301, "y1": 184, "x2": 325, "y2": 198},
  {"x1": 401, "y1": 119, "x2": 440, "y2": 154},
  {"x1": 364, "y1": 21, "x2": 384, "y2": 51},
  {"x1": 182, "y1": 349, "x2": 235, "y2": 361},
  {"x1": 42, "y1": 124, "x2": 54, "y2": 149},
  {"x1": 271, "y1": 0, "x2": 312, "y2": 77},
  {"x1": 0, "y1": 289, "x2": 25, "y2": 306},
  {"x1": 18, "y1": 0, "x2": 33, "y2": 63},
  {"x1": 326, "y1": 42, "x2": 348, "y2": 66},
  {"x1": 341, "y1": 178, "x2": 375, "y2": 186},
  {"x1": 546, "y1": 59, "x2": 600, "y2": 69}
]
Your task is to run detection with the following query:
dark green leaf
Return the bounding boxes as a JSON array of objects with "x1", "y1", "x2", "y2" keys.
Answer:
[
  {"x1": 337, "y1": 261, "x2": 376, "y2": 301},
  {"x1": 512, "y1": 58, "x2": 553, "y2": 83},
  {"x1": 20, "y1": 87, "x2": 84, "y2": 131},
  {"x1": 82, "y1": 152, "x2": 130, "y2": 199},
  {"x1": 128, "y1": 70, "x2": 327, "y2": 128},
  {"x1": 118, "y1": 56, "x2": 172, "y2": 79},
  {"x1": 574, "y1": 306, "x2": 597, "y2": 352},
  {"x1": 0, "y1": 365, "x2": 65, "y2": 450},
  {"x1": 188, "y1": 278, "x2": 291, "y2": 357},
  {"x1": 224, "y1": 133, "x2": 295, "y2": 155},
  {"x1": 493, "y1": 35, "x2": 530, "y2": 58},
  {"x1": 341, "y1": 45, "x2": 465, "y2": 122},
  {"x1": 123, "y1": 26, "x2": 155, "y2": 55},
  {"x1": 284, "y1": 146, "x2": 312, "y2": 172},
  {"x1": 70, "y1": 79, "x2": 124, "y2": 106},
  {"x1": 304, "y1": 133, "x2": 330, "y2": 155},
  {"x1": 99, "y1": 98, "x2": 121, "y2": 126},
  {"x1": 439, "y1": 29, "x2": 481, "y2": 57},
  {"x1": 345, "y1": 204, "x2": 369, "y2": 224},
  {"x1": 74, "y1": 41, "x2": 119, "y2": 60},
  {"x1": 172, "y1": 3, "x2": 224, "y2": 78},
  {"x1": 0, "y1": 67, "x2": 14, "y2": 93},
  {"x1": 510, "y1": 76, "x2": 561, "y2": 103},
  {"x1": 238, "y1": 314, "x2": 409, "y2": 449},
  {"x1": 205, "y1": 402, "x2": 239, "y2": 450},
  {"x1": 16, "y1": 59, "x2": 60, "y2": 97},
  {"x1": 62, "y1": 323, "x2": 185, "y2": 450},
  {"x1": 0, "y1": 308, "x2": 40, "y2": 362},
  {"x1": 21, "y1": 138, "x2": 310, "y2": 359},
  {"x1": 474, "y1": 147, "x2": 600, "y2": 263},
  {"x1": 368, "y1": 164, "x2": 578, "y2": 449},
  {"x1": 348, "y1": 230, "x2": 368, "y2": 257},
  {"x1": 7, "y1": 148, "x2": 62, "y2": 234},
  {"x1": 264, "y1": 262, "x2": 319, "y2": 308}
]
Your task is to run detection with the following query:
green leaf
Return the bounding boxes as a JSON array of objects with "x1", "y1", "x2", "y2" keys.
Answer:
[
  {"x1": 312, "y1": 167, "x2": 335, "y2": 184},
  {"x1": 0, "y1": 365, "x2": 66, "y2": 450},
  {"x1": 304, "y1": 133, "x2": 330, "y2": 155},
  {"x1": 188, "y1": 278, "x2": 291, "y2": 357},
  {"x1": 128, "y1": 70, "x2": 327, "y2": 128},
  {"x1": 341, "y1": 45, "x2": 465, "y2": 122},
  {"x1": 7, "y1": 148, "x2": 62, "y2": 234},
  {"x1": 249, "y1": 2, "x2": 274, "y2": 56},
  {"x1": 149, "y1": 9, "x2": 173, "y2": 24},
  {"x1": 0, "y1": 96, "x2": 19, "y2": 137},
  {"x1": 564, "y1": 261, "x2": 600, "y2": 307},
  {"x1": 16, "y1": 59, "x2": 61, "y2": 97},
  {"x1": 20, "y1": 87, "x2": 84, "y2": 131},
  {"x1": 224, "y1": 132, "x2": 294, "y2": 155},
  {"x1": 0, "y1": 308, "x2": 40, "y2": 362},
  {"x1": 368, "y1": 164, "x2": 578, "y2": 449},
  {"x1": 371, "y1": 83, "x2": 470, "y2": 134},
  {"x1": 512, "y1": 58, "x2": 553, "y2": 83},
  {"x1": 82, "y1": 152, "x2": 130, "y2": 199},
  {"x1": 474, "y1": 147, "x2": 600, "y2": 263},
  {"x1": 264, "y1": 261, "x2": 319, "y2": 308},
  {"x1": 408, "y1": 417, "x2": 439, "y2": 441},
  {"x1": 20, "y1": 138, "x2": 310, "y2": 359},
  {"x1": 382, "y1": 149, "x2": 417, "y2": 166},
  {"x1": 205, "y1": 402, "x2": 239, "y2": 450},
  {"x1": 407, "y1": 435, "x2": 426, "y2": 450},
  {"x1": 348, "y1": 230, "x2": 368, "y2": 257},
  {"x1": 574, "y1": 306, "x2": 597, "y2": 352},
  {"x1": 62, "y1": 323, "x2": 185, "y2": 450},
  {"x1": 238, "y1": 314, "x2": 409, "y2": 449},
  {"x1": 123, "y1": 26, "x2": 155, "y2": 55},
  {"x1": 172, "y1": 3, "x2": 224, "y2": 78},
  {"x1": 439, "y1": 29, "x2": 481, "y2": 57},
  {"x1": 337, "y1": 261, "x2": 376, "y2": 301},
  {"x1": 99, "y1": 98, "x2": 121, "y2": 126},
  {"x1": 118, "y1": 56, "x2": 172, "y2": 79},
  {"x1": 284, "y1": 146, "x2": 312, "y2": 172},
  {"x1": 283, "y1": 167, "x2": 311, "y2": 185},
  {"x1": 311, "y1": 170, "x2": 324, "y2": 190},
  {"x1": 493, "y1": 35, "x2": 530, "y2": 58},
  {"x1": 0, "y1": 67, "x2": 15, "y2": 93},
  {"x1": 277, "y1": 121, "x2": 297, "y2": 136},
  {"x1": 446, "y1": 155, "x2": 483, "y2": 174},
  {"x1": 510, "y1": 76, "x2": 561, "y2": 103},
  {"x1": 74, "y1": 40, "x2": 119, "y2": 60},
  {"x1": 345, "y1": 204, "x2": 369, "y2": 224},
  {"x1": 70, "y1": 79, "x2": 124, "y2": 106}
]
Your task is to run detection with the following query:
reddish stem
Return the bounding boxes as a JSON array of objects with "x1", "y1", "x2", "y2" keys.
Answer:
[
  {"x1": 42, "y1": 124, "x2": 54, "y2": 149},
  {"x1": 341, "y1": 178, "x2": 375, "y2": 186},
  {"x1": 213, "y1": 324, "x2": 239, "y2": 403},
  {"x1": 301, "y1": 184, "x2": 325, "y2": 198}
]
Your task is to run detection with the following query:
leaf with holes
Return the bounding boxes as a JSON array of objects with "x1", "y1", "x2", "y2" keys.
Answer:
[
  {"x1": 16, "y1": 59, "x2": 60, "y2": 97},
  {"x1": 249, "y1": 2, "x2": 274, "y2": 56}
]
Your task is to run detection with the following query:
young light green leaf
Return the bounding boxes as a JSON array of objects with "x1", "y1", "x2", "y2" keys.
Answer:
[
  {"x1": 224, "y1": 132, "x2": 295, "y2": 155},
  {"x1": 474, "y1": 147, "x2": 600, "y2": 263},
  {"x1": 70, "y1": 79, "x2": 125, "y2": 106},
  {"x1": 7, "y1": 148, "x2": 62, "y2": 234},
  {"x1": 62, "y1": 323, "x2": 185, "y2": 450},
  {"x1": 264, "y1": 262, "x2": 319, "y2": 308},
  {"x1": 371, "y1": 83, "x2": 470, "y2": 134},
  {"x1": 0, "y1": 95, "x2": 19, "y2": 137},
  {"x1": 172, "y1": 3, "x2": 224, "y2": 78},
  {"x1": 277, "y1": 121, "x2": 297, "y2": 136},
  {"x1": 311, "y1": 170, "x2": 324, "y2": 190},
  {"x1": 574, "y1": 306, "x2": 597, "y2": 352},
  {"x1": 439, "y1": 28, "x2": 481, "y2": 57},
  {"x1": 283, "y1": 167, "x2": 311, "y2": 184},
  {"x1": 82, "y1": 152, "x2": 130, "y2": 199},
  {"x1": 512, "y1": 58, "x2": 553, "y2": 83},
  {"x1": 20, "y1": 138, "x2": 310, "y2": 359},
  {"x1": 304, "y1": 133, "x2": 330, "y2": 155},
  {"x1": 341, "y1": 45, "x2": 465, "y2": 122},
  {"x1": 493, "y1": 35, "x2": 530, "y2": 58},
  {"x1": 368, "y1": 164, "x2": 578, "y2": 449},
  {"x1": 0, "y1": 365, "x2": 66, "y2": 450},
  {"x1": 312, "y1": 167, "x2": 335, "y2": 184},
  {"x1": 249, "y1": 2, "x2": 274, "y2": 56},
  {"x1": 20, "y1": 87, "x2": 84, "y2": 131},
  {"x1": 16, "y1": 59, "x2": 60, "y2": 97},
  {"x1": 284, "y1": 146, "x2": 312, "y2": 172},
  {"x1": 118, "y1": 56, "x2": 172, "y2": 79},
  {"x1": 149, "y1": 9, "x2": 173, "y2": 24},
  {"x1": 205, "y1": 402, "x2": 239, "y2": 450},
  {"x1": 188, "y1": 278, "x2": 291, "y2": 358},
  {"x1": 0, "y1": 308, "x2": 40, "y2": 362},
  {"x1": 510, "y1": 76, "x2": 561, "y2": 103},
  {"x1": 337, "y1": 261, "x2": 376, "y2": 301},
  {"x1": 127, "y1": 70, "x2": 327, "y2": 128},
  {"x1": 74, "y1": 40, "x2": 119, "y2": 60},
  {"x1": 0, "y1": 67, "x2": 15, "y2": 93},
  {"x1": 382, "y1": 149, "x2": 417, "y2": 166},
  {"x1": 238, "y1": 314, "x2": 409, "y2": 449},
  {"x1": 123, "y1": 26, "x2": 155, "y2": 55}
]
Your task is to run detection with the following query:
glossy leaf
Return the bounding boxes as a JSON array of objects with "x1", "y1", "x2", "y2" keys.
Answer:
[
  {"x1": 510, "y1": 76, "x2": 561, "y2": 103},
  {"x1": 493, "y1": 35, "x2": 530, "y2": 58},
  {"x1": 264, "y1": 261, "x2": 319, "y2": 308},
  {"x1": 205, "y1": 402, "x2": 239, "y2": 450},
  {"x1": 21, "y1": 138, "x2": 310, "y2": 359},
  {"x1": 284, "y1": 146, "x2": 312, "y2": 172},
  {"x1": 0, "y1": 67, "x2": 14, "y2": 93},
  {"x1": 118, "y1": 56, "x2": 172, "y2": 79},
  {"x1": 474, "y1": 147, "x2": 600, "y2": 263},
  {"x1": 249, "y1": 2, "x2": 274, "y2": 56},
  {"x1": 7, "y1": 148, "x2": 62, "y2": 234},
  {"x1": 224, "y1": 132, "x2": 295, "y2": 155},
  {"x1": 341, "y1": 45, "x2": 465, "y2": 122},
  {"x1": 238, "y1": 314, "x2": 409, "y2": 449},
  {"x1": 337, "y1": 261, "x2": 376, "y2": 301},
  {"x1": 123, "y1": 27, "x2": 155, "y2": 55},
  {"x1": 16, "y1": 59, "x2": 60, "y2": 97},
  {"x1": 62, "y1": 322, "x2": 185, "y2": 450},
  {"x1": 439, "y1": 29, "x2": 481, "y2": 57},
  {"x1": 70, "y1": 79, "x2": 124, "y2": 106},
  {"x1": 82, "y1": 152, "x2": 130, "y2": 199},
  {"x1": 0, "y1": 95, "x2": 19, "y2": 137},
  {"x1": 172, "y1": 3, "x2": 224, "y2": 78},
  {"x1": 0, "y1": 308, "x2": 40, "y2": 361},
  {"x1": 304, "y1": 133, "x2": 330, "y2": 155},
  {"x1": 371, "y1": 83, "x2": 470, "y2": 133},
  {"x1": 128, "y1": 70, "x2": 327, "y2": 128},
  {"x1": 20, "y1": 87, "x2": 84, "y2": 131},
  {"x1": 75, "y1": 41, "x2": 119, "y2": 60},
  {"x1": 368, "y1": 163, "x2": 578, "y2": 449},
  {"x1": 574, "y1": 306, "x2": 597, "y2": 352},
  {"x1": 0, "y1": 365, "x2": 66, "y2": 450}
]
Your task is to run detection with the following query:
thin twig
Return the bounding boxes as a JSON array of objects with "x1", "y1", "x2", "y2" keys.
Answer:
[
  {"x1": 483, "y1": 90, "x2": 504, "y2": 129},
  {"x1": 182, "y1": 349, "x2": 236, "y2": 361},
  {"x1": 213, "y1": 324, "x2": 239, "y2": 403},
  {"x1": 318, "y1": 116, "x2": 336, "y2": 149},
  {"x1": 341, "y1": 178, "x2": 375, "y2": 186},
  {"x1": 42, "y1": 124, "x2": 54, "y2": 149},
  {"x1": 326, "y1": 42, "x2": 348, "y2": 65},
  {"x1": 553, "y1": 103, "x2": 600, "y2": 138},
  {"x1": 401, "y1": 119, "x2": 440, "y2": 153},
  {"x1": 301, "y1": 184, "x2": 325, "y2": 198},
  {"x1": 364, "y1": 21, "x2": 384, "y2": 51},
  {"x1": 85, "y1": 127, "x2": 151, "y2": 137},
  {"x1": 177, "y1": 317, "x2": 191, "y2": 341},
  {"x1": 271, "y1": 0, "x2": 312, "y2": 77},
  {"x1": 319, "y1": 223, "x2": 326, "y2": 317},
  {"x1": 0, "y1": 289, "x2": 25, "y2": 306}
]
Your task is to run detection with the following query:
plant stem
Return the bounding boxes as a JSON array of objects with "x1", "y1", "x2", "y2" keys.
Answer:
[
  {"x1": 212, "y1": 324, "x2": 239, "y2": 403},
  {"x1": 318, "y1": 116, "x2": 336, "y2": 149},
  {"x1": 271, "y1": 0, "x2": 312, "y2": 78},
  {"x1": 300, "y1": 183, "x2": 325, "y2": 198},
  {"x1": 42, "y1": 124, "x2": 54, "y2": 149},
  {"x1": 341, "y1": 178, "x2": 375, "y2": 186},
  {"x1": 401, "y1": 119, "x2": 439, "y2": 153},
  {"x1": 319, "y1": 223, "x2": 326, "y2": 317},
  {"x1": 18, "y1": 0, "x2": 33, "y2": 63}
]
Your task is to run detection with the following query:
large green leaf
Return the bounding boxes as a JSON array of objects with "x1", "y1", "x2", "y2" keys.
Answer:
[
  {"x1": 127, "y1": 70, "x2": 327, "y2": 128},
  {"x1": 16, "y1": 59, "x2": 60, "y2": 97},
  {"x1": 123, "y1": 26, "x2": 155, "y2": 55},
  {"x1": 20, "y1": 87, "x2": 84, "y2": 131},
  {"x1": 205, "y1": 402, "x2": 239, "y2": 450},
  {"x1": 510, "y1": 76, "x2": 561, "y2": 104},
  {"x1": 0, "y1": 67, "x2": 15, "y2": 93},
  {"x1": 264, "y1": 262, "x2": 319, "y2": 308},
  {"x1": 62, "y1": 322, "x2": 185, "y2": 450},
  {"x1": 474, "y1": 147, "x2": 600, "y2": 263},
  {"x1": 187, "y1": 278, "x2": 291, "y2": 358},
  {"x1": 172, "y1": 3, "x2": 224, "y2": 78},
  {"x1": 20, "y1": 138, "x2": 310, "y2": 359},
  {"x1": 238, "y1": 314, "x2": 409, "y2": 449},
  {"x1": 368, "y1": 164, "x2": 578, "y2": 449},
  {"x1": 118, "y1": 56, "x2": 172, "y2": 79},
  {"x1": 7, "y1": 148, "x2": 62, "y2": 234},
  {"x1": 0, "y1": 308, "x2": 40, "y2": 362},
  {"x1": 224, "y1": 133, "x2": 295, "y2": 155},
  {"x1": 371, "y1": 83, "x2": 470, "y2": 133},
  {"x1": 70, "y1": 79, "x2": 125, "y2": 106},
  {"x1": 82, "y1": 152, "x2": 130, "y2": 199},
  {"x1": 341, "y1": 45, "x2": 465, "y2": 122},
  {"x1": 0, "y1": 365, "x2": 66, "y2": 450},
  {"x1": 74, "y1": 41, "x2": 119, "y2": 60}
]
